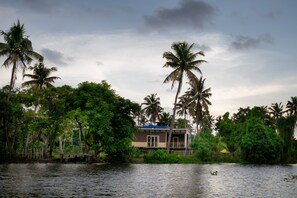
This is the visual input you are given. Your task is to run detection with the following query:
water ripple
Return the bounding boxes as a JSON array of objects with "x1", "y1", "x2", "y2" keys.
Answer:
[{"x1": 0, "y1": 163, "x2": 297, "y2": 197}]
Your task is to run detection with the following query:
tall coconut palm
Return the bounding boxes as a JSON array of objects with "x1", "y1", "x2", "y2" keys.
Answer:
[
  {"x1": 141, "y1": 93, "x2": 163, "y2": 124},
  {"x1": 269, "y1": 102, "x2": 284, "y2": 119},
  {"x1": 0, "y1": 20, "x2": 43, "y2": 99},
  {"x1": 22, "y1": 62, "x2": 60, "y2": 90},
  {"x1": 163, "y1": 41, "x2": 206, "y2": 152},
  {"x1": 286, "y1": 96, "x2": 297, "y2": 116},
  {"x1": 184, "y1": 77, "x2": 212, "y2": 133}
]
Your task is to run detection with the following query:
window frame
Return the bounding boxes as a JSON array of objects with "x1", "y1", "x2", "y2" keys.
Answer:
[{"x1": 147, "y1": 135, "x2": 159, "y2": 147}]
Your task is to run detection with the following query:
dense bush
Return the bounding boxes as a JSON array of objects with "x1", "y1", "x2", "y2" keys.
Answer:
[
  {"x1": 190, "y1": 131, "x2": 217, "y2": 162},
  {"x1": 144, "y1": 149, "x2": 179, "y2": 163},
  {"x1": 240, "y1": 118, "x2": 283, "y2": 164}
]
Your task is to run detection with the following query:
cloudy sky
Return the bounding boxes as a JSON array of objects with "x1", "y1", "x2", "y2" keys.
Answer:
[{"x1": 0, "y1": 0, "x2": 297, "y2": 117}]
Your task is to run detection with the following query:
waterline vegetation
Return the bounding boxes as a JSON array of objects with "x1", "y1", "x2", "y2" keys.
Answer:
[{"x1": 1, "y1": 21, "x2": 297, "y2": 164}]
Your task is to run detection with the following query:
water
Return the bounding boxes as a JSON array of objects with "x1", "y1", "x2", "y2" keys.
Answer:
[{"x1": 0, "y1": 163, "x2": 297, "y2": 197}]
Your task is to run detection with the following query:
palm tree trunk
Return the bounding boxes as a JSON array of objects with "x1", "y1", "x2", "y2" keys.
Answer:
[
  {"x1": 167, "y1": 81, "x2": 182, "y2": 153},
  {"x1": 7, "y1": 62, "x2": 17, "y2": 101}
]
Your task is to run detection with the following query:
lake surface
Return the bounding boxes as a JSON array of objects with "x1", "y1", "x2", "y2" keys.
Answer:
[{"x1": 0, "y1": 163, "x2": 297, "y2": 197}]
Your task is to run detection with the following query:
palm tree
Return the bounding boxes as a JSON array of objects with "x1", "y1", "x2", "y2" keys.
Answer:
[
  {"x1": 200, "y1": 114, "x2": 215, "y2": 131},
  {"x1": 176, "y1": 95, "x2": 190, "y2": 119},
  {"x1": 158, "y1": 112, "x2": 172, "y2": 126},
  {"x1": 22, "y1": 62, "x2": 60, "y2": 90},
  {"x1": 269, "y1": 102, "x2": 284, "y2": 119},
  {"x1": 184, "y1": 77, "x2": 212, "y2": 133},
  {"x1": 0, "y1": 20, "x2": 43, "y2": 99},
  {"x1": 133, "y1": 107, "x2": 148, "y2": 126},
  {"x1": 138, "y1": 113, "x2": 149, "y2": 126},
  {"x1": 141, "y1": 93, "x2": 163, "y2": 124},
  {"x1": 286, "y1": 96, "x2": 297, "y2": 116},
  {"x1": 163, "y1": 41, "x2": 206, "y2": 152},
  {"x1": 176, "y1": 95, "x2": 191, "y2": 128}
]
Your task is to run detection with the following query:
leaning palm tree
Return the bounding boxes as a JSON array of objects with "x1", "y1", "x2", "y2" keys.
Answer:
[
  {"x1": 184, "y1": 77, "x2": 212, "y2": 133},
  {"x1": 0, "y1": 20, "x2": 43, "y2": 99},
  {"x1": 163, "y1": 41, "x2": 206, "y2": 152},
  {"x1": 141, "y1": 93, "x2": 163, "y2": 124},
  {"x1": 286, "y1": 96, "x2": 297, "y2": 116},
  {"x1": 269, "y1": 102, "x2": 284, "y2": 119},
  {"x1": 22, "y1": 62, "x2": 60, "y2": 90}
]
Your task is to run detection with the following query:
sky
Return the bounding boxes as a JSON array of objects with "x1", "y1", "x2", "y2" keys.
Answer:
[{"x1": 0, "y1": 0, "x2": 297, "y2": 118}]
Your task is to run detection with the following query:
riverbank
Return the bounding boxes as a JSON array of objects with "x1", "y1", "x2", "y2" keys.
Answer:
[
  {"x1": 0, "y1": 155, "x2": 104, "y2": 164},
  {"x1": 2, "y1": 150, "x2": 295, "y2": 164}
]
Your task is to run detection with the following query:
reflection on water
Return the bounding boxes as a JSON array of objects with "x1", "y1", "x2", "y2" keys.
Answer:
[{"x1": 0, "y1": 163, "x2": 297, "y2": 197}]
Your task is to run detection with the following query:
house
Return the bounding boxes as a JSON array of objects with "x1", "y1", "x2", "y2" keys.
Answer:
[{"x1": 132, "y1": 124, "x2": 190, "y2": 150}]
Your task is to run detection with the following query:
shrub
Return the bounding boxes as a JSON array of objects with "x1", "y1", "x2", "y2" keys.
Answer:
[
  {"x1": 190, "y1": 131, "x2": 216, "y2": 162},
  {"x1": 144, "y1": 149, "x2": 179, "y2": 163},
  {"x1": 240, "y1": 118, "x2": 283, "y2": 164}
]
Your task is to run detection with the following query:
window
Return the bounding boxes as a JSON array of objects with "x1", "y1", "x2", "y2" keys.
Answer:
[{"x1": 147, "y1": 135, "x2": 159, "y2": 147}]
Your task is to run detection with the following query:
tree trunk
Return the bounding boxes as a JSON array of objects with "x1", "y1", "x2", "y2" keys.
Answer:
[
  {"x1": 7, "y1": 62, "x2": 17, "y2": 101},
  {"x1": 25, "y1": 133, "x2": 30, "y2": 158},
  {"x1": 48, "y1": 137, "x2": 53, "y2": 159},
  {"x1": 31, "y1": 140, "x2": 34, "y2": 159},
  {"x1": 75, "y1": 117, "x2": 84, "y2": 153},
  {"x1": 196, "y1": 122, "x2": 199, "y2": 135},
  {"x1": 3, "y1": 115, "x2": 10, "y2": 159},
  {"x1": 59, "y1": 137, "x2": 64, "y2": 155},
  {"x1": 167, "y1": 80, "x2": 183, "y2": 153}
]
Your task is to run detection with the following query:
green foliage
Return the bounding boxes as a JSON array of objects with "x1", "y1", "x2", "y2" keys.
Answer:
[
  {"x1": 190, "y1": 131, "x2": 217, "y2": 162},
  {"x1": 174, "y1": 118, "x2": 189, "y2": 128},
  {"x1": 217, "y1": 107, "x2": 275, "y2": 155},
  {"x1": 0, "y1": 80, "x2": 139, "y2": 162},
  {"x1": 214, "y1": 105, "x2": 297, "y2": 164},
  {"x1": 141, "y1": 93, "x2": 163, "y2": 124},
  {"x1": 240, "y1": 118, "x2": 283, "y2": 164},
  {"x1": 276, "y1": 116, "x2": 297, "y2": 162},
  {"x1": 69, "y1": 81, "x2": 139, "y2": 162},
  {"x1": 106, "y1": 98, "x2": 139, "y2": 163},
  {"x1": 158, "y1": 112, "x2": 171, "y2": 126},
  {"x1": 144, "y1": 149, "x2": 179, "y2": 163},
  {"x1": 293, "y1": 140, "x2": 297, "y2": 161},
  {"x1": 216, "y1": 112, "x2": 240, "y2": 152}
]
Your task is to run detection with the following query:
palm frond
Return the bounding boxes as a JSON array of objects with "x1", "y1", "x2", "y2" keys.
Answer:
[{"x1": 163, "y1": 69, "x2": 181, "y2": 89}]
